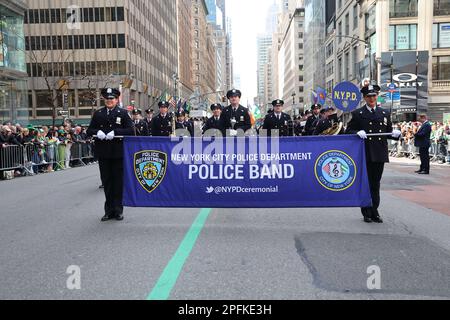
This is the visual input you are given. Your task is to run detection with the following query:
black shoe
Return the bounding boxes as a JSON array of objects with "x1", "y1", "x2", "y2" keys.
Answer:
[
  {"x1": 372, "y1": 216, "x2": 384, "y2": 223},
  {"x1": 415, "y1": 170, "x2": 423, "y2": 173},
  {"x1": 418, "y1": 171, "x2": 430, "y2": 175},
  {"x1": 364, "y1": 217, "x2": 373, "y2": 223},
  {"x1": 99, "y1": 185, "x2": 104, "y2": 189},
  {"x1": 101, "y1": 214, "x2": 113, "y2": 222},
  {"x1": 115, "y1": 214, "x2": 124, "y2": 221}
]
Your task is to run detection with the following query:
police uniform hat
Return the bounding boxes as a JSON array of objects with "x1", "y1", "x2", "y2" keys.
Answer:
[
  {"x1": 101, "y1": 88, "x2": 120, "y2": 99},
  {"x1": 311, "y1": 104, "x2": 322, "y2": 110},
  {"x1": 145, "y1": 108, "x2": 154, "y2": 114},
  {"x1": 158, "y1": 101, "x2": 170, "y2": 108},
  {"x1": 176, "y1": 110, "x2": 186, "y2": 117},
  {"x1": 324, "y1": 106, "x2": 335, "y2": 112},
  {"x1": 210, "y1": 103, "x2": 223, "y2": 111},
  {"x1": 132, "y1": 109, "x2": 142, "y2": 115},
  {"x1": 272, "y1": 99, "x2": 284, "y2": 106},
  {"x1": 361, "y1": 84, "x2": 381, "y2": 97},
  {"x1": 227, "y1": 89, "x2": 242, "y2": 99}
]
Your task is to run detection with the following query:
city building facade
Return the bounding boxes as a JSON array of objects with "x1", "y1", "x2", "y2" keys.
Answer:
[
  {"x1": 0, "y1": 0, "x2": 28, "y2": 124},
  {"x1": 24, "y1": 0, "x2": 178, "y2": 125}
]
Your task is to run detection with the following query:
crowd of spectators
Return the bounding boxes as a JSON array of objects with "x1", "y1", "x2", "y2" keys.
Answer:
[
  {"x1": 0, "y1": 120, "x2": 94, "y2": 176},
  {"x1": 391, "y1": 120, "x2": 450, "y2": 164}
]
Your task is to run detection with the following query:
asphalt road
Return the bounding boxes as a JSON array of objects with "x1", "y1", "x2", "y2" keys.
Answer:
[{"x1": 0, "y1": 161, "x2": 449, "y2": 300}]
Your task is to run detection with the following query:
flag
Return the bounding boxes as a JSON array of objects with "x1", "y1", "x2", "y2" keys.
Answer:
[
  {"x1": 311, "y1": 90, "x2": 318, "y2": 104},
  {"x1": 169, "y1": 96, "x2": 177, "y2": 108},
  {"x1": 251, "y1": 105, "x2": 263, "y2": 120},
  {"x1": 177, "y1": 99, "x2": 184, "y2": 113},
  {"x1": 316, "y1": 87, "x2": 327, "y2": 105}
]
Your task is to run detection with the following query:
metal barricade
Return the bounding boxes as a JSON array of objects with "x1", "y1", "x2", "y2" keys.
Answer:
[
  {"x1": 69, "y1": 141, "x2": 94, "y2": 166},
  {"x1": 0, "y1": 145, "x2": 23, "y2": 171}
]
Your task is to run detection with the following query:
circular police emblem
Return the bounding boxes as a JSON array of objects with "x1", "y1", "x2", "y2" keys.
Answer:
[
  {"x1": 134, "y1": 150, "x2": 168, "y2": 193},
  {"x1": 315, "y1": 150, "x2": 357, "y2": 192}
]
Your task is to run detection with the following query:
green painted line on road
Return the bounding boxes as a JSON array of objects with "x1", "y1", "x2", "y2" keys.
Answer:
[{"x1": 147, "y1": 208, "x2": 212, "y2": 300}]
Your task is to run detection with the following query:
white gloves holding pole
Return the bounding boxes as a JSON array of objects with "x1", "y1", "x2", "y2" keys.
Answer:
[
  {"x1": 97, "y1": 130, "x2": 106, "y2": 140},
  {"x1": 96, "y1": 130, "x2": 115, "y2": 140}
]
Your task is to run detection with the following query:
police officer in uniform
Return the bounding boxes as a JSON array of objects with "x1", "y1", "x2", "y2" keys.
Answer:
[
  {"x1": 203, "y1": 103, "x2": 226, "y2": 136},
  {"x1": 305, "y1": 104, "x2": 322, "y2": 136},
  {"x1": 345, "y1": 84, "x2": 402, "y2": 223},
  {"x1": 87, "y1": 88, "x2": 134, "y2": 222},
  {"x1": 144, "y1": 109, "x2": 154, "y2": 136},
  {"x1": 151, "y1": 101, "x2": 174, "y2": 137},
  {"x1": 262, "y1": 99, "x2": 293, "y2": 137},
  {"x1": 132, "y1": 109, "x2": 149, "y2": 136},
  {"x1": 313, "y1": 106, "x2": 336, "y2": 135},
  {"x1": 221, "y1": 89, "x2": 252, "y2": 136},
  {"x1": 175, "y1": 110, "x2": 194, "y2": 137}
]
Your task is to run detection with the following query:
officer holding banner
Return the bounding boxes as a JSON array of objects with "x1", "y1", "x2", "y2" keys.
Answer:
[
  {"x1": 87, "y1": 88, "x2": 134, "y2": 222},
  {"x1": 345, "y1": 84, "x2": 402, "y2": 223}
]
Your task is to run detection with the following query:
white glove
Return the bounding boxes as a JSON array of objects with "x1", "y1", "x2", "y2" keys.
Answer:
[
  {"x1": 229, "y1": 129, "x2": 238, "y2": 137},
  {"x1": 392, "y1": 129, "x2": 402, "y2": 139},
  {"x1": 97, "y1": 130, "x2": 106, "y2": 140},
  {"x1": 106, "y1": 131, "x2": 115, "y2": 141},
  {"x1": 357, "y1": 130, "x2": 368, "y2": 140}
]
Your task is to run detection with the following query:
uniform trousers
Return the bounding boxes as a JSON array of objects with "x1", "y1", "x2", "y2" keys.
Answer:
[
  {"x1": 99, "y1": 158, "x2": 124, "y2": 216},
  {"x1": 362, "y1": 162, "x2": 385, "y2": 217}
]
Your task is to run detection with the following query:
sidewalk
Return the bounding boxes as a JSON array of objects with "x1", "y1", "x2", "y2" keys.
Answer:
[{"x1": 390, "y1": 156, "x2": 450, "y2": 167}]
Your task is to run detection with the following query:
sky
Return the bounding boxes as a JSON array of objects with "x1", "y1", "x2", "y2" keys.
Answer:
[{"x1": 226, "y1": 0, "x2": 277, "y2": 104}]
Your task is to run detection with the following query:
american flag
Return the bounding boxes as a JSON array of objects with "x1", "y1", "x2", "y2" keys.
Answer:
[{"x1": 169, "y1": 97, "x2": 177, "y2": 108}]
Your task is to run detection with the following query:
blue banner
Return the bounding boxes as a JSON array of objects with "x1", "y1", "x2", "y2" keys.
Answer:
[{"x1": 123, "y1": 136, "x2": 372, "y2": 208}]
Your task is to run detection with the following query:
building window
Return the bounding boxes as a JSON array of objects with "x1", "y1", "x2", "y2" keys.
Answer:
[
  {"x1": 433, "y1": 23, "x2": 450, "y2": 48},
  {"x1": 345, "y1": 13, "x2": 350, "y2": 35},
  {"x1": 434, "y1": 0, "x2": 450, "y2": 16},
  {"x1": 338, "y1": 22, "x2": 342, "y2": 43},
  {"x1": 390, "y1": 0, "x2": 418, "y2": 18},
  {"x1": 432, "y1": 56, "x2": 450, "y2": 80},
  {"x1": 389, "y1": 24, "x2": 417, "y2": 50},
  {"x1": 353, "y1": 5, "x2": 358, "y2": 30}
]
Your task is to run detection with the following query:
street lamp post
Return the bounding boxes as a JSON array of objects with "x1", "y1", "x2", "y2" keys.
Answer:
[
  {"x1": 291, "y1": 92, "x2": 296, "y2": 118},
  {"x1": 172, "y1": 72, "x2": 179, "y2": 101},
  {"x1": 335, "y1": 35, "x2": 373, "y2": 82}
]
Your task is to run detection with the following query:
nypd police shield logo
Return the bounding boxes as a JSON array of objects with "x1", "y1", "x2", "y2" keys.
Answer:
[
  {"x1": 315, "y1": 150, "x2": 357, "y2": 192},
  {"x1": 134, "y1": 151, "x2": 167, "y2": 193}
]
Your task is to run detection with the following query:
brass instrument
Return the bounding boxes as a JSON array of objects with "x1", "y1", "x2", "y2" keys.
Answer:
[{"x1": 320, "y1": 122, "x2": 344, "y2": 136}]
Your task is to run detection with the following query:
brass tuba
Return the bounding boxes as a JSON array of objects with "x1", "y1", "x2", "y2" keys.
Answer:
[{"x1": 320, "y1": 122, "x2": 344, "y2": 136}]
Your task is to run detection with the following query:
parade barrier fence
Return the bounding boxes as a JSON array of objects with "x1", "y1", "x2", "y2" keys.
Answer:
[
  {"x1": 0, "y1": 142, "x2": 95, "y2": 175},
  {"x1": 123, "y1": 136, "x2": 373, "y2": 208},
  {"x1": 389, "y1": 139, "x2": 450, "y2": 162}
]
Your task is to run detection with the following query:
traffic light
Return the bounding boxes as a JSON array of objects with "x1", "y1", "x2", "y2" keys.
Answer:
[{"x1": 222, "y1": 96, "x2": 227, "y2": 103}]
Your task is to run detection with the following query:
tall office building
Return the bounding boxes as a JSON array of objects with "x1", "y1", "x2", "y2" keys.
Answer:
[
  {"x1": 0, "y1": 0, "x2": 28, "y2": 124},
  {"x1": 277, "y1": 7, "x2": 305, "y2": 115},
  {"x1": 24, "y1": 0, "x2": 178, "y2": 125},
  {"x1": 303, "y1": 0, "x2": 326, "y2": 105},
  {"x1": 177, "y1": 0, "x2": 194, "y2": 99},
  {"x1": 256, "y1": 35, "x2": 272, "y2": 106}
]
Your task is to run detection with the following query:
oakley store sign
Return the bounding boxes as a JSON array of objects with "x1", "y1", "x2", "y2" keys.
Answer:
[{"x1": 381, "y1": 51, "x2": 429, "y2": 115}]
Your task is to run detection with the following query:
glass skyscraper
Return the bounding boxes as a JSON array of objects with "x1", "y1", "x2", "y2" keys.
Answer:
[{"x1": 0, "y1": 0, "x2": 28, "y2": 124}]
